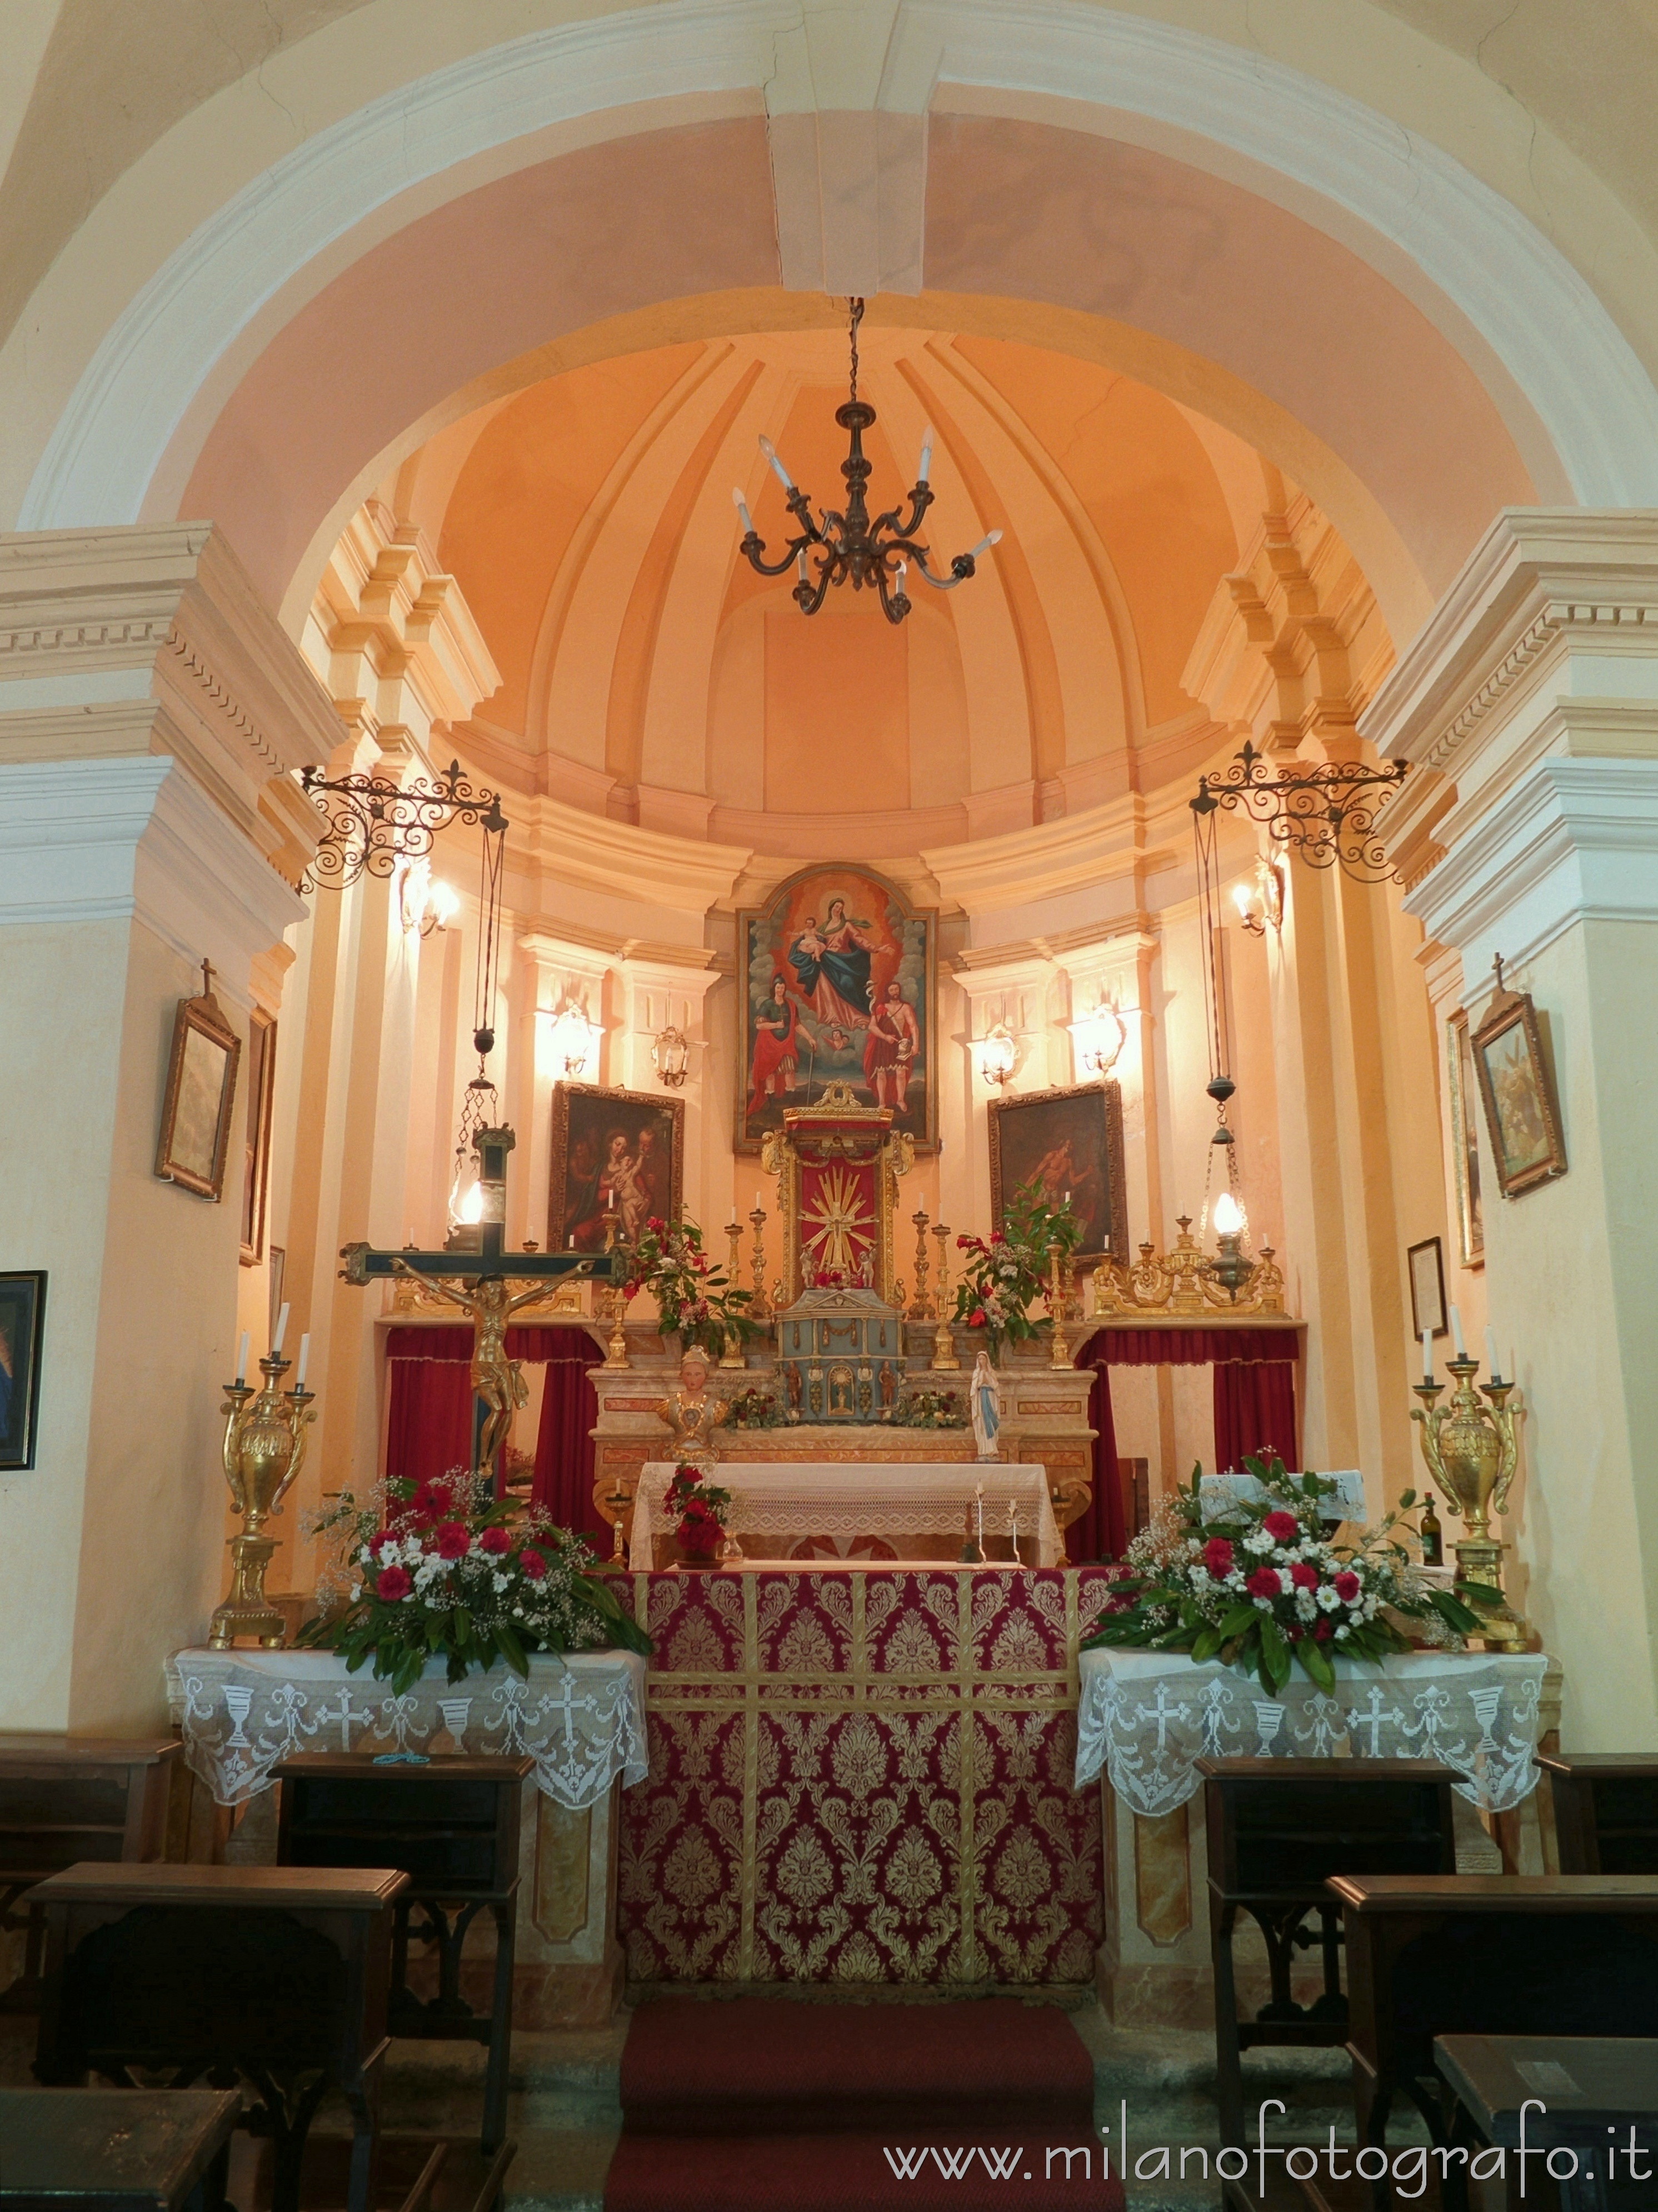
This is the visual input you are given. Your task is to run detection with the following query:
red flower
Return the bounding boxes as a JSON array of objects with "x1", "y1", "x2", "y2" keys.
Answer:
[
  {"x1": 433, "y1": 1521, "x2": 470, "y2": 1561},
  {"x1": 969, "y1": 1308, "x2": 987, "y2": 1328},
  {"x1": 1334, "y1": 1571, "x2": 1361, "y2": 1603},
  {"x1": 1290, "y1": 1562, "x2": 1321, "y2": 1592},
  {"x1": 409, "y1": 1480, "x2": 448, "y2": 1522},
  {"x1": 1246, "y1": 1566, "x2": 1282, "y2": 1600},
  {"x1": 519, "y1": 1548, "x2": 548, "y2": 1581},
  {"x1": 1287, "y1": 1623, "x2": 1305, "y2": 1642},
  {"x1": 1203, "y1": 1537, "x2": 1235, "y2": 1577},
  {"x1": 1262, "y1": 1510, "x2": 1300, "y2": 1543},
  {"x1": 376, "y1": 1565, "x2": 413, "y2": 1602},
  {"x1": 478, "y1": 1526, "x2": 512, "y2": 1556},
  {"x1": 1314, "y1": 1616, "x2": 1334, "y2": 1641},
  {"x1": 367, "y1": 1530, "x2": 393, "y2": 1558}
]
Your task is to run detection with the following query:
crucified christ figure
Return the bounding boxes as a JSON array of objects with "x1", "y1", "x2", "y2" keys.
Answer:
[{"x1": 391, "y1": 1259, "x2": 549, "y2": 1473}]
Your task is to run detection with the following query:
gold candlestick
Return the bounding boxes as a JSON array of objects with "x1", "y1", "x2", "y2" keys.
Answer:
[
  {"x1": 602, "y1": 1214, "x2": 632, "y2": 1368},
  {"x1": 1046, "y1": 1240, "x2": 1070, "y2": 1369},
  {"x1": 720, "y1": 1217, "x2": 747, "y2": 1366},
  {"x1": 601, "y1": 1480, "x2": 633, "y2": 1570},
  {"x1": 908, "y1": 1208, "x2": 933, "y2": 1320},
  {"x1": 930, "y1": 1222, "x2": 959, "y2": 1370},
  {"x1": 209, "y1": 1354, "x2": 316, "y2": 1650},
  {"x1": 748, "y1": 1205, "x2": 772, "y2": 1321},
  {"x1": 1411, "y1": 1357, "x2": 1529, "y2": 1651}
]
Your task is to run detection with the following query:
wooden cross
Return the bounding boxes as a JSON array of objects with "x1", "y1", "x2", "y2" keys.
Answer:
[{"x1": 339, "y1": 1125, "x2": 618, "y2": 1475}]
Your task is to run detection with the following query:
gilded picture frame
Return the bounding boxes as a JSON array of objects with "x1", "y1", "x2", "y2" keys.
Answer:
[
  {"x1": 0, "y1": 1271, "x2": 47, "y2": 1472},
  {"x1": 550, "y1": 1083, "x2": 685, "y2": 1253},
  {"x1": 156, "y1": 987, "x2": 242, "y2": 1202},
  {"x1": 239, "y1": 1009, "x2": 277, "y2": 1264},
  {"x1": 736, "y1": 864, "x2": 937, "y2": 1155},
  {"x1": 1471, "y1": 984, "x2": 1567, "y2": 1199},
  {"x1": 1406, "y1": 1234, "x2": 1448, "y2": 1340},
  {"x1": 987, "y1": 1081, "x2": 1130, "y2": 1266},
  {"x1": 1446, "y1": 1010, "x2": 1484, "y2": 1267}
]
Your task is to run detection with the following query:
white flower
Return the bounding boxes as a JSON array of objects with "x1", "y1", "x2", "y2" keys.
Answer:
[
  {"x1": 349, "y1": 1582, "x2": 362, "y2": 1602},
  {"x1": 1188, "y1": 1565, "x2": 1211, "y2": 1587},
  {"x1": 1254, "y1": 1596, "x2": 1274, "y2": 1611},
  {"x1": 1244, "y1": 1528, "x2": 1275, "y2": 1555},
  {"x1": 1317, "y1": 1586, "x2": 1341, "y2": 1612},
  {"x1": 492, "y1": 1572, "x2": 510, "y2": 1593},
  {"x1": 1295, "y1": 1588, "x2": 1317, "y2": 1621},
  {"x1": 1335, "y1": 1625, "x2": 1351, "y2": 1640}
]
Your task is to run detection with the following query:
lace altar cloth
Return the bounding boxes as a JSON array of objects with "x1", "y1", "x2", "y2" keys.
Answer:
[
  {"x1": 1074, "y1": 1646, "x2": 1550, "y2": 1818},
  {"x1": 628, "y1": 1462, "x2": 1062, "y2": 1569},
  {"x1": 166, "y1": 1646, "x2": 648, "y2": 1811},
  {"x1": 617, "y1": 1566, "x2": 1118, "y2": 1986}
]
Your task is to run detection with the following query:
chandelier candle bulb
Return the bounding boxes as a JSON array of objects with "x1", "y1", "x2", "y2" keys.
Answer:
[
  {"x1": 732, "y1": 487, "x2": 753, "y2": 534},
  {"x1": 1449, "y1": 1304, "x2": 1467, "y2": 1359},
  {"x1": 272, "y1": 1302, "x2": 290, "y2": 1357},
  {"x1": 1212, "y1": 1189, "x2": 1243, "y2": 1236},
  {"x1": 758, "y1": 435, "x2": 795, "y2": 490},
  {"x1": 918, "y1": 430, "x2": 933, "y2": 483},
  {"x1": 967, "y1": 531, "x2": 1003, "y2": 559},
  {"x1": 235, "y1": 1332, "x2": 249, "y2": 1386}
]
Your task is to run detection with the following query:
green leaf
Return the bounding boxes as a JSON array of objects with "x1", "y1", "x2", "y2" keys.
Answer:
[
  {"x1": 497, "y1": 1622, "x2": 529, "y2": 1677},
  {"x1": 1190, "y1": 1623, "x2": 1225, "y2": 1663},
  {"x1": 1218, "y1": 1604, "x2": 1260, "y2": 1640},
  {"x1": 1297, "y1": 1638, "x2": 1336, "y2": 1691},
  {"x1": 1259, "y1": 1615, "x2": 1292, "y2": 1695}
]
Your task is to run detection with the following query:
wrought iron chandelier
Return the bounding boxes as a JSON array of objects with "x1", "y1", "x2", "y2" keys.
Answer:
[
  {"x1": 732, "y1": 298, "x2": 1001, "y2": 622},
  {"x1": 1190, "y1": 739, "x2": 1410, "y2": 884}
]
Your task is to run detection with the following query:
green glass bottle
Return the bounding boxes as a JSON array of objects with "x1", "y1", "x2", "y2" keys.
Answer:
[{"x1": 1419, "y1": 1496, "x2": 1444, "y2": 1568}]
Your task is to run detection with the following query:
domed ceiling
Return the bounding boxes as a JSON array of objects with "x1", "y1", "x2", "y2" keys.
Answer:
[{"x1": 398, "y1": 319, "x2": 1294, "y2": 858}]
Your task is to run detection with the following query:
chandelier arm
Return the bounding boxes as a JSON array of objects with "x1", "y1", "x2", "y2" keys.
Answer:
[
  {"x1": 793, "y1": 556, "x2": 835, "y2": 616},
  {"x1": 738, "y1": 529, "x2": 821, "y2": 579}
]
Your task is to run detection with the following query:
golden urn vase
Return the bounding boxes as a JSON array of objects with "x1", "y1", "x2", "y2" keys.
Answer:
[
  {"x1": 1410, "y1": 1358, "x2": 1529, "y2": 1652},
  {"x1": 209, "y1": 1353, "x2": 316, "y2": 1648}
]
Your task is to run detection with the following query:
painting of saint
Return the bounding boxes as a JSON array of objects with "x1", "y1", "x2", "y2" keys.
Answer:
[
  {"x1": 550, "y1": 1085, "x2": 684, "y2": 1253},
  {"x1": 987, "y1": 1083, "x2": 1129, "y2": 1267},
  {"x1": 1472, "y1": 986, "x2": 1566, "y2": 1198},
  {"x1": 738, "y1": 866, "x2": 936, "y2": 1152}
]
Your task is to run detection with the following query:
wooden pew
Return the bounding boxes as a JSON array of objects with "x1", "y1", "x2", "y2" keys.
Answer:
[
  {"x1": 1539, "y1": 1754, "x2": 1658, "y2": 1875},
  {"x1": 276, "y1": 1752, "x2": 529, "y2": 2200},
  {"x1": 26, "y1": 1861, "x2": 407, "y2": 2212},
  {"x1": 0, "y1": 1734, "x2": 177, "y2": 2011},
  {"x1": 1434, "y1": 2035, "x2": 1658, "y2": 2212},
  {"x1": 1329, "y1": 1875, "x2": 1658, "y2": 2208},
  {"x1": 1200, "y1": 1759, "x2": 1455, "y2": 2157},
  {"x1": 0, "y1": 2088, "x2": 238, "y2": 2212}
]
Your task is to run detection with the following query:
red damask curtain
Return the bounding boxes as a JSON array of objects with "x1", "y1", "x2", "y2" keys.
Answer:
[
  {"x1": 1066, "y1": 1352, "x2": 1122, "y2": 1563},
  {"x1": 531, "y1": 1336, "x2": 604, "y2": 1535},
  {"x1": 1212, "y1": 1358, "x2": 1300, "y2": 1472},
  {"x1": 383, "y1": 1326, "x2": 603, "y2": 1522}
]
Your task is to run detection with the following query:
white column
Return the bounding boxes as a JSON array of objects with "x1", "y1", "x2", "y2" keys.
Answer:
[{"x1": 1367, "y1": 510, "x2": 1658, "y2": 1748}]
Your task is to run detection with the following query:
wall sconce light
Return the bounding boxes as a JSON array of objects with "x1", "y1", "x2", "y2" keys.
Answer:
[
  {"x1": 1231, "y1": 860, "x2": 1285, "y2": 937},
  {"x1": 545, "y1": 1004, "x2": 602, "y2": 1079},
  {"x1": 1078, "y1": 998, "x2": 1128, "y2": 1081},
  {"x1": 397, "y1": 859, "x2": 462, "y2": 938},
  {"x1": 978, "y1": 1023, "x2": 1018, "y2": 1087},
  {"x1": 652, "y1": 1025, "x2": 691, "y2": 1087}
]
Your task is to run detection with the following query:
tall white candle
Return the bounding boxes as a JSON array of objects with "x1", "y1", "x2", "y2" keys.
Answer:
[
  {"x1": 272, "y1": 1302, "x2": 291, "y2": 1357},
  {"x1": 236, "y1": 1331, "x2": 249, "y2": 1386},
  {"x1": 918, "y1": 429, "x2": 933, "y2": 484},
  {"x1": 1486, "y1": 1326, "x2": 1501, "y2": 1383},
  {"x1": 296, "y1": 1333, "x2": 310, "y2": 1390},
  {"x1": 1421, "y1": 1329, "x2": 1433, "y2": 1385},
  {"x1": 1448, "y1": 1304, "x2": 1467, "y2": 1360},
  {"x1": 756, "y1": 1192, "x2": 764, "y2": 1213}
]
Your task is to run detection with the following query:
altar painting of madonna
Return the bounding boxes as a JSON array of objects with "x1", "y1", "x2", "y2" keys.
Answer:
[{"x1": 737, "y1": 866, "x2": 936, "y2": 1153}]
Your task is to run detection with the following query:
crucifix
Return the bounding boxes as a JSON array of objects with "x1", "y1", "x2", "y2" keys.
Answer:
[{"x1": 339, "y1": 1124, "x2": 618, "y2": 1477}]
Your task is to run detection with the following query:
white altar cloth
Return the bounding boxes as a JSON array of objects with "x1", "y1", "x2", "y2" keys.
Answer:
[
  {"x1": 1074, "y1": 1646, "x2": 1549, "y2": 1817},
  {"x1": 166, "y1": 1645, "x2": 648, "y2": 1811},
  {"x1": 628, "y1": 1460, "x2": 1063, "y2": 1570}
]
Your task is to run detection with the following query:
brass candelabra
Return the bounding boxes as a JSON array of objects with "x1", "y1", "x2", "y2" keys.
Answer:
[
  {"x1": 721, "y1": 1217, "x2": 747, "y2": 1366},
  {"x1": 210, "y1": 1354, "x2": 316, "y2": 1649},
  {"x1": 909, "y1": 1208, "x2": 934, "y2": 1320},
  {"x1": 602, "y1": 1214, "x2": 632, "y2": 1368},
  {"x1": 1410, "y1": 1357, "x2": 1529, "y2": 1651},
  {"x1": 1046, "y1": 1240, "x2": 1071, "y2": 1369},
  {"x1": 748, "y1": 1203, "x2": 772, "y2": 1321},
  {"x1": 930, "y1": 1221, "x2": 960, "y2": 1370}
]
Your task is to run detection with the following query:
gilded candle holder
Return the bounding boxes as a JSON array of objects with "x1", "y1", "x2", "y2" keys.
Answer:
[
  {"x1": 210, "y1": 1353, "x2": 316, "y2": 1650},
  {"x1": 1410, "y1": 1357, "x2": 1530, "y2": 1652},
  {"x1": 1046, "y1": 1240, "x2": 1070, "y2": 1369},
  {"x1": 930, "y1": 1221, "x2": 960, "y2": 1371}
]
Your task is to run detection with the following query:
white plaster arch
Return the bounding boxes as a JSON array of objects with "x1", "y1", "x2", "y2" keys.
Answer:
[{"x1": 16, "y1": 0, "x2": 1658, "y2": 542}]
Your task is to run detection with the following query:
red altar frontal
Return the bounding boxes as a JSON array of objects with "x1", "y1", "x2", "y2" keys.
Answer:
[{"x1": 617, "y1": 1566, "x2": 1116, "y2": 1990}]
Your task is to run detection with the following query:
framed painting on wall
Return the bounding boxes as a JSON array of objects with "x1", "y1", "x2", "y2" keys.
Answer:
[
  {"x1": 239, "y1": 1010, "x2": 277, "y2": 1264},
  {"x1": 737, "y1": 865, "x2": 936, "y2": 1154},
  {"x1": 1446, "y1": 1010, "x2": 1484, "y2": 1267},
  {"x1": 156, "y1": 979, "x2": 241, "y2": 1201},
  {"x1": 0, "y1": 1272, "x2": 46, "y2": 1471},
  {"x1": 987, "y1": 1082, "x2": 1130, "y2": 1267},
  {"x1": 550, "y1": 1084, "x2": 685, "y2": 1253},
  {"x1": 1472, "y1": 980, "x2": 1567, "y2": 1199},
  {"x1": 1406, "y1": 1235, "x2": 1447, "y2": 1340}
]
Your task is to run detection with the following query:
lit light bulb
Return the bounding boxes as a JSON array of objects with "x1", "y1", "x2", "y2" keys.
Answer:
[
  {"x1": 758, "y1": 435, "x2": 796, "y2": 491},
  {"x1": 918, "y1": 429, "x2": 934, "y2": 484},
  {"x1": 1212, "y1": 1190, "x2": 1244, "y2": 1236},
  {"x1": 1231, "y1": 883, "x2": 1254, "y2": 920},
  {"x1": 731, "y1": 486, "x2": 754, "y2": 534},
  {"x1": 458, "y1": 1181, "x2": 485, "y2": 1225},
  {"x1": 426, "y1": 879, "x2": 461, "y2": 928},
  {"x1": 966, "y1": 530, "x2": 1003, "y2": 559}
]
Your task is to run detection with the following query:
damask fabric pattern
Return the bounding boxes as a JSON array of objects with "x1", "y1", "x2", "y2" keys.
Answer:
[
  {"x1": 1075, "y1": 1646, "x2": 1550, "y2": 1818},
  {"x1": 629, "y1": 1463, "x2": 1063, "y2": 1568},
  {"x1": 618, "y1": 1567, "x2": 1118, "y2": 1987},
  {"x1": 166, "y1": 1646, "x2": 648, "y2": 1810}
]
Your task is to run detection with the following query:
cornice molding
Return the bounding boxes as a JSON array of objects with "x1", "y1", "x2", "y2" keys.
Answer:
[{"x1": 516, "y1": 791, "x2": 752, "y2": 915}]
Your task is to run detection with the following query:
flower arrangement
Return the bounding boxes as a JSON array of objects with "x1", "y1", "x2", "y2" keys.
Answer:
[
  {"x1": 298, "y1": 1469, "x2": 652, "y2": 1693},
  {"x1": 665, "y1": 1461, "x2": 732, "y2": 1561},
  {"x1": 1082, "y1": 1456, "x2": 1501, "y2": 1695},
  {"x1": 888, "y1": 1386, "x2": 964, "y2": 1429},
  {"x1": 624, "y1": 1215, "x2": 755, "y2": 1359},
  {"x1": 952, "y1": 1177, "x2": 1082, "y2": 1354},
  {"x1": 725, "y1": 1385, "x2": 782, "y2": 1429}
]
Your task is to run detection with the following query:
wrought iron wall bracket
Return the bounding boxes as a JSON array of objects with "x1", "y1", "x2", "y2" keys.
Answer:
[
  {"x1": 298, "y1": 759, "x2": 508, "y2": 891},
  {"x1": 1190, "y1": 740, "x2": 1409, "y2": 883}
]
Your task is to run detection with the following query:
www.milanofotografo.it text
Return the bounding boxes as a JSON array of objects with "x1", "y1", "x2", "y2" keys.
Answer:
[{"x1": 880, "y1": 2101, "x2": 1656, "y2": 2196}]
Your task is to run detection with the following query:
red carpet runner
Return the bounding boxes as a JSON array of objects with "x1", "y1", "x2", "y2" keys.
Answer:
[{"x1": 603, "y1": 1996, "x2": 1125, "y2": 2210}]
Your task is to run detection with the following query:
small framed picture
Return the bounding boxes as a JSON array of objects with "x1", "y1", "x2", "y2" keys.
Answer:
[
  {"x1": 1406, "y1": 1235, "x2": 1448, "y2": 1341},
  {"x1": 1472, "y1": 979, "x2": 1567, "y2": 1199},
  {"x1": 550, "y1": 1084, "x2": 685, "y2": 1253},
  {"x1": 1446, "y1": 1012, "x2": 1484, "y2": 1268},
  {"x1": 0, "y1": 1273, "x2": 47, "y2": 1471},
  {"x1": 987, "y1": 1080, "x2": 1130, "y2": 1265},
  {"x1": 156, "y1": 979, "x2": 242, "y2": 1201},
  {"x1": 239, "y1": 1010, "x2": 277, "y2": 1264}
]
